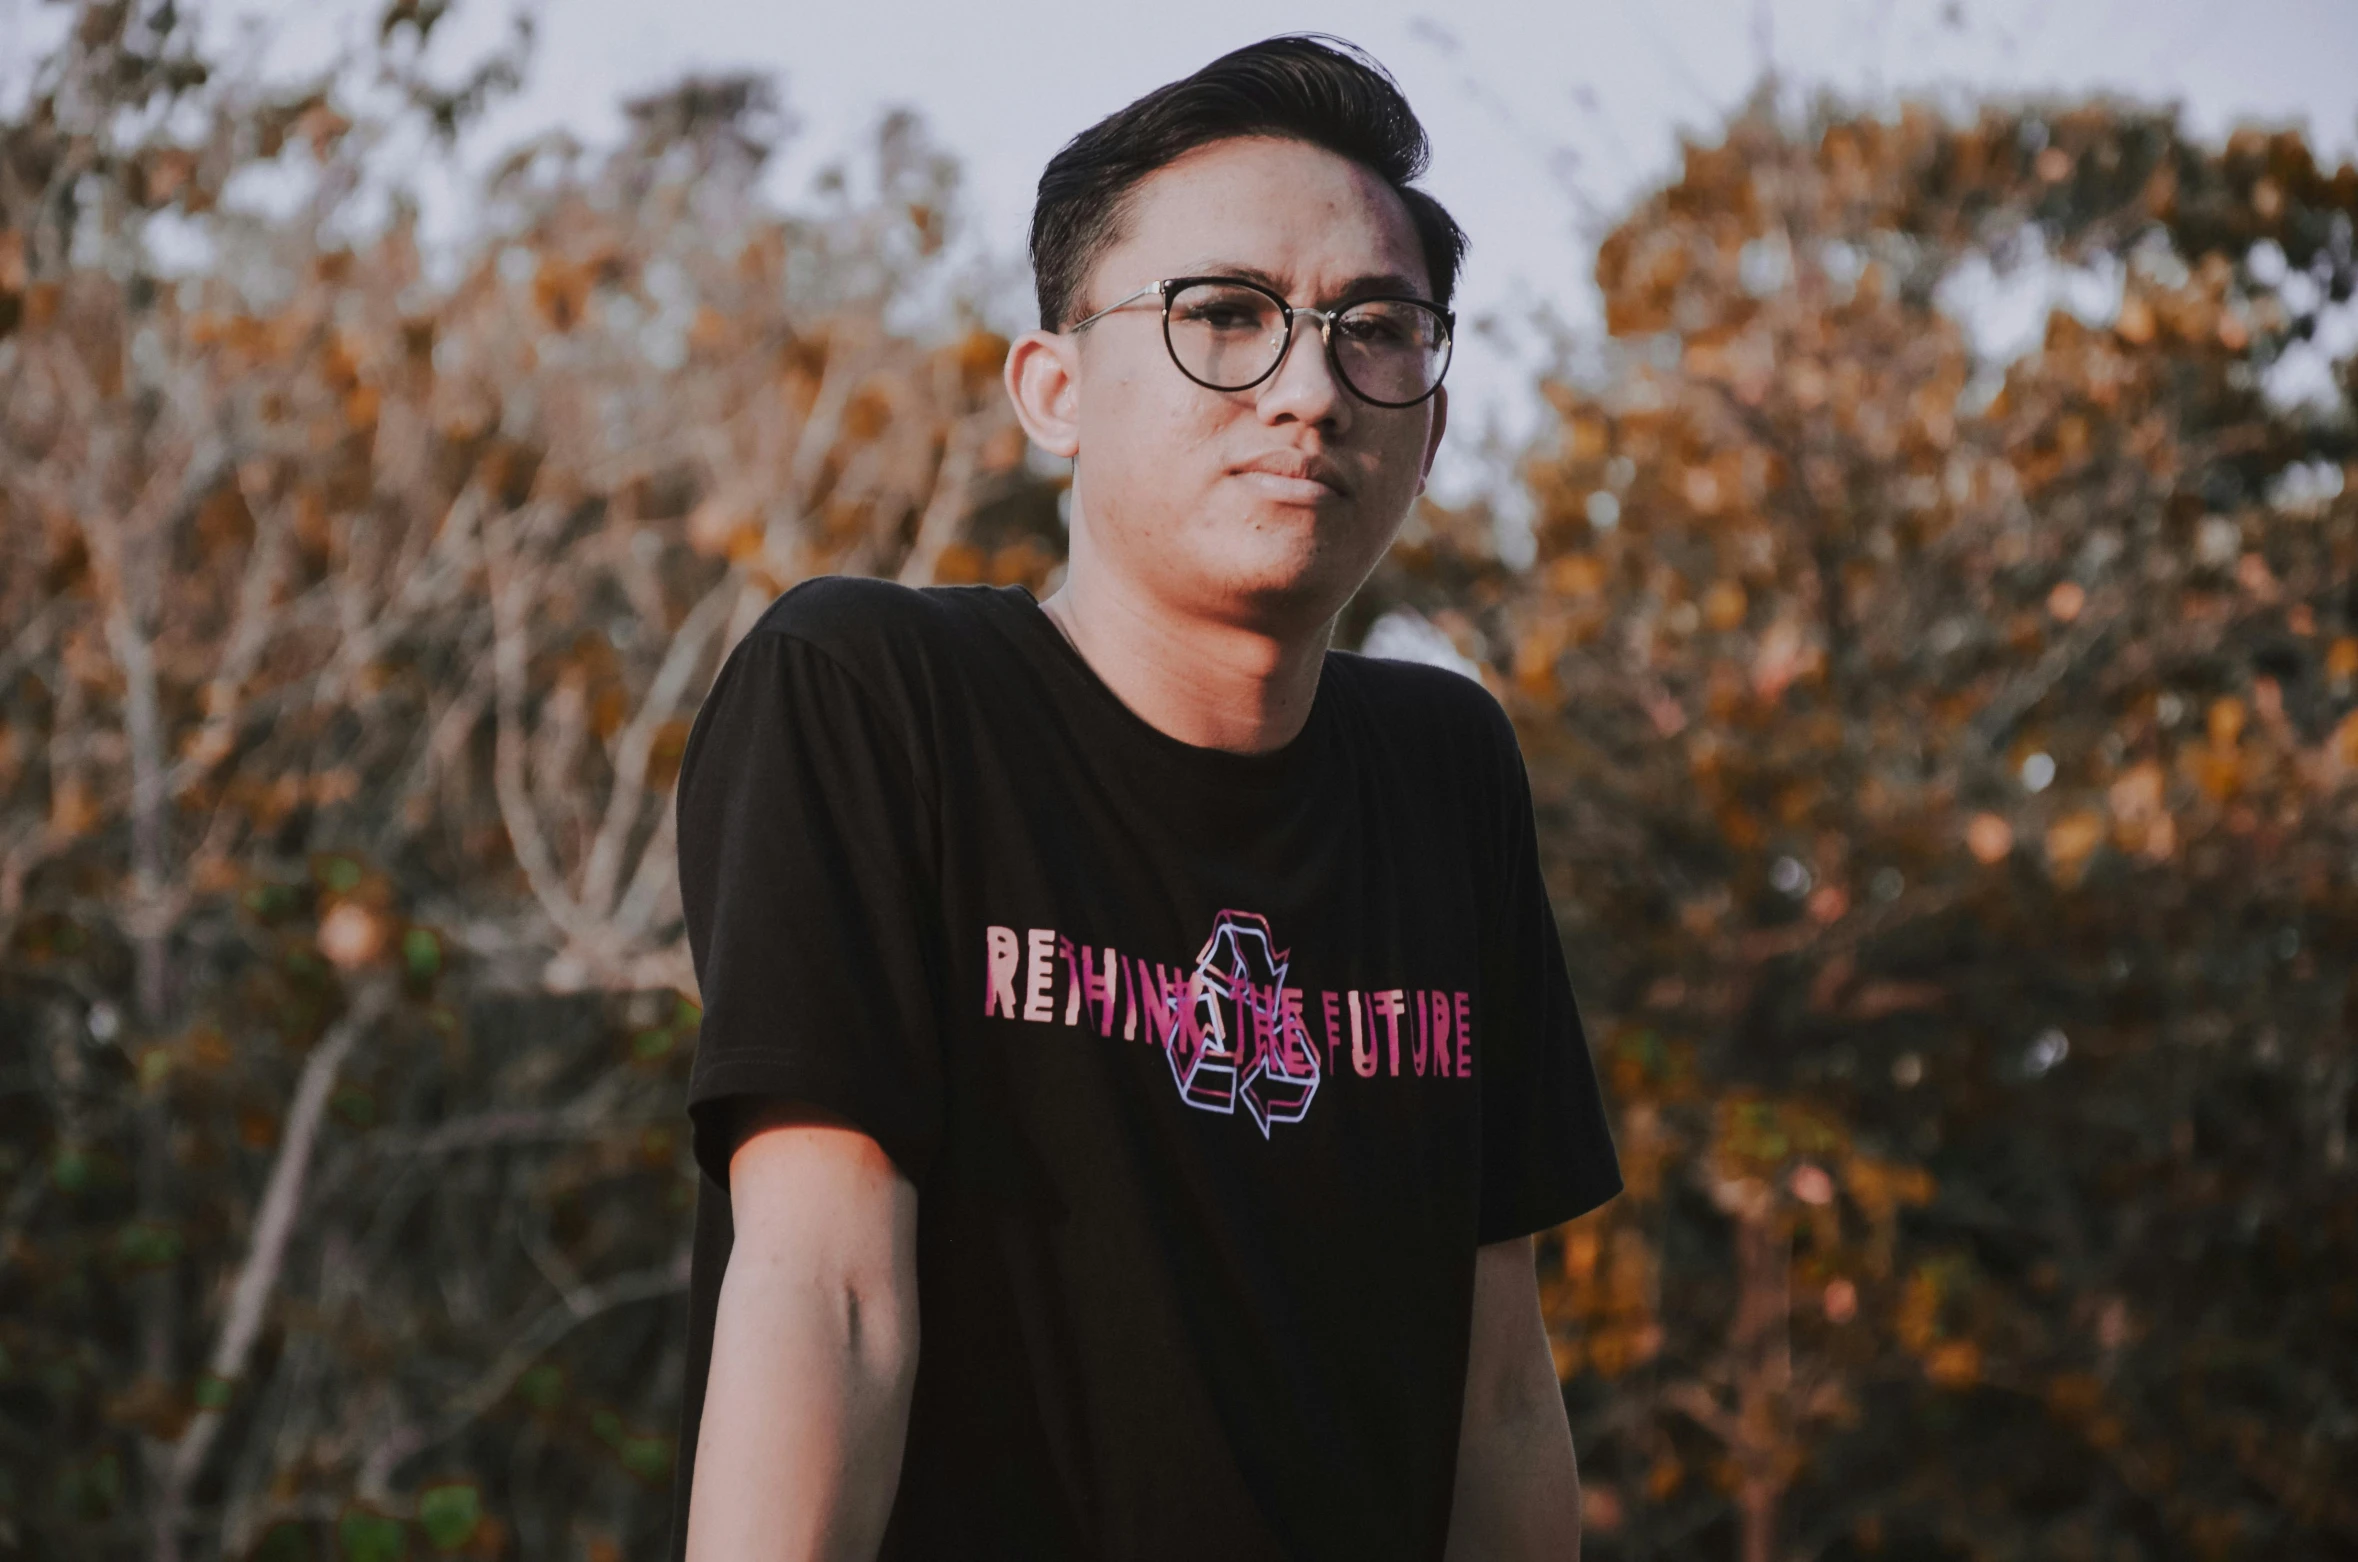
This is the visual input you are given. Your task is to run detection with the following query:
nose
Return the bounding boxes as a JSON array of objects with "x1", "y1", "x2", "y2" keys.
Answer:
[{"x1": 1254, "y1": 307, "x2": 1350, "y2": 429}]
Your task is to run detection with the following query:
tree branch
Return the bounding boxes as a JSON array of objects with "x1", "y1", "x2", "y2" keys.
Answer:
[
  {"x1": 392, "y1": 1244, "x2": 693, "y2": 1478},
  {"x1": 149, "y1": 980, "x2": 394, "y2": 1562},
  {"x1": 576, "y1": 577, "x2": 733, "y2": 921}
]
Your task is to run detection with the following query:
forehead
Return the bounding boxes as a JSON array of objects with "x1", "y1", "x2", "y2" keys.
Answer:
[{"x1": 1096, "y1": 136, "x2": 1431, "y2": 299}]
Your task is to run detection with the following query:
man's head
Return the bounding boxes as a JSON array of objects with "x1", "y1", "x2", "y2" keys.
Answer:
[
  {"x1": 1005, "y1": 37, "x2": 1463, "y2": 637},
  {"x1": 1027, "y1": 36, "x2": 1466, "y2": 336}
]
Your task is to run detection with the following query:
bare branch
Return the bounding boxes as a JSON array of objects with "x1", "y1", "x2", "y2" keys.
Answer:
[
  {"x1": 576, "y1": 577, "x2": 734, "y2": 920},
  {"x1": 393, "y1": 1245, "x2": 693, "y2": 1476},
  {"x1": 151, "y1": 980, "x2": 395, "y2": 1562},
  {"x1": 485, "y1": 505, "x2": 593, "y2": 946},
  {"x1": 897, "y1": 413, "x2": 986, "y2": 587}
]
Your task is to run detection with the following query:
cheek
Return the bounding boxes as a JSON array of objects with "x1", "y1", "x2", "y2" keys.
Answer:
[
  {"x1": 1081, "y1": 381, "x2": 1235, "y2": 494},
  {"x1": 1341, "y1": 419, "x2": 1435, "y2": 517},
  {"x1": 1376, "y1": 410, "x2": 1438, "y2": 477}
]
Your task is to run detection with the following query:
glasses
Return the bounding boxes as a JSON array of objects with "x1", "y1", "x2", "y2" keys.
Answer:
[{"x1": 1069, "y1": 276, "x2": 1453, "y2": 409}]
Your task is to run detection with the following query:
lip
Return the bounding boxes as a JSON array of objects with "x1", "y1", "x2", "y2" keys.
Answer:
[{"x1": 1231, "y1": 450, "x2": 1352, "y2": 500}]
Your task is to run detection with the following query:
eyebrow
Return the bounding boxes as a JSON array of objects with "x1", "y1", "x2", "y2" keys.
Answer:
[{"x1": 1171, "y1": 261, "x2": 1435, "y2": 306}]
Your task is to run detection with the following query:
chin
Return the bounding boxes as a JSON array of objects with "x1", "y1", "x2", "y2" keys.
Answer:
[{"x1": 1184, "y1": 527, "x2": 1370, "y2": 627}]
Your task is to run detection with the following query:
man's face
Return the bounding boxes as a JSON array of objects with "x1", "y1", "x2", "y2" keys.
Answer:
[{"x1": 1051, "y1": 136, "x2": 1447, "y2": 633}]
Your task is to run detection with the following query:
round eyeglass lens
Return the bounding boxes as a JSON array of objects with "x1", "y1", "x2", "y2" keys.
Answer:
[
  {"x1": 1330, "y1": 299, "x2": 1451, "y2": 406},
  {"x1": 1164, "y1": 282, "x2": 1290, "y2": 391}
]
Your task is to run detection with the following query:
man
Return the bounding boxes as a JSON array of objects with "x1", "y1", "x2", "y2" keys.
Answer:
[{"x1": 671, "y1": 35, "x2": 1620, "y2": 1562}]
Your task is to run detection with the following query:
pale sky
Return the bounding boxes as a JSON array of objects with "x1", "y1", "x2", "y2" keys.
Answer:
[{"x1": 6, "y1": 0, "x2": 2354, "y2": 495}]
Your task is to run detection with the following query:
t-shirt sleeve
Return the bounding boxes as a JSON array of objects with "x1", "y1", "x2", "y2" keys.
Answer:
[
  {"x1": 1475, "y1": 712, "x2": 1622, "y2": 1243},
  {"x1": 675, "y1": 624, "x2": 946, "y2": 1190}
]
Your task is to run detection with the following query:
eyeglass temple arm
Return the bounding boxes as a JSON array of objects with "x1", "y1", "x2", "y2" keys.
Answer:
[{"x1": 1066, "y1": 282, "x2": 1167, "y2": 333}]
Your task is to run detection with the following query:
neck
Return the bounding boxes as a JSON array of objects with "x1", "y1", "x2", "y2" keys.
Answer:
[{"x1": 1038, "y1": 553, "x2": 1332, "y2": 757}]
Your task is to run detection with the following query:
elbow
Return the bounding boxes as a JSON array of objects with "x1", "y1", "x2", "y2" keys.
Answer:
[
  {"x1": 722, "y1": 1115, "x2": 923, "y2": 1407},
  {"x1": 839, "y1": 1270, "x2": 919, "y2": 1395}
]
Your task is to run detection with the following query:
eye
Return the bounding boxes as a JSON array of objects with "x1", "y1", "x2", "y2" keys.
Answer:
[
  {"x1": 1178, "y1": 300, "x2": 1266, "y2": 331},
  {"x1": 1337, "y1": 312, "x2": 1410, "y2": 345},
  {"x1": 1172, "y1": 284, "x2": 1281, "y2": 333}
]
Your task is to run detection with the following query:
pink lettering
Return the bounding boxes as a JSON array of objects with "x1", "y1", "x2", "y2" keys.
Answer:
[
  {"x1": 1173, "y1": 968, "x2": 1214, "y2": 1063},
  {"x1": 1375, "y1": 989, "x2": 1407, "y2": 1076},
  {"x1": 1321, "y1": 990, "x2": 1343, "y2": 1073},
  {"x1": 1142, "y1": 963, "x2": 1185, "y2": 1051},
  {"x1": 1060, "y1": 937, "x2": 1082, "y2": 1026},
  {"x1": 1429, "y1": 991, "x2": 1453, "y2": 1078},
  {"x1": 1349, "y1": 991, "x2": 1375, "y2": 1077},
  {"x1": 1081, "y1": 946, "x2": 1120, "y2": 1037},
  {"x1": 1248, "y1": 984, "x2": 1279, "y2": 1071},
  {"x1": 984, "y1": 926, "x2": 1020, "y2": 1017},
  {"x1": 1022, "y1": 927, "x2": 1057, "y2": 1022},
  {"x1": 1455, "y1": 990, "x2": 1472, "y2": 1076},
  {"x1": 1411, "y1": 990, "x2": 1428, "y2": 1076}
]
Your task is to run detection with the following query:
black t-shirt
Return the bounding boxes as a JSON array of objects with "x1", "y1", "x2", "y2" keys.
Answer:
[{"x1": 669, "y1": 578, "x2": 1620, "y2": 1562}]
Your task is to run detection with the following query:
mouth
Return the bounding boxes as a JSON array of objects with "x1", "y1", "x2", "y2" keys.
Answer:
[{"x1": 1231, "y1": 451, "x2": 1352, "y2": 502}]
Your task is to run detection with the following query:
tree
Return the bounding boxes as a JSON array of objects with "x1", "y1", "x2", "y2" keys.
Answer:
[
  {"x1": 1461, "y1": 95, "x2": 2358, "y2": 1560},
  {"x1": 0, "y1": 5, "x2": 1055, "y2": 1557}
]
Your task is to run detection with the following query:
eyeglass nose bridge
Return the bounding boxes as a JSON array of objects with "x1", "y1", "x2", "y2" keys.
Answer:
[{"x1": 1261, "y1": 303, "x2": 1344, "y2": 380}]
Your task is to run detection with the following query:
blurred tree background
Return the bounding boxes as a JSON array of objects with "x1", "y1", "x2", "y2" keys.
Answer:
[{"x1": 1, "y1": 3, "x2": 2353, "y2": 1558}]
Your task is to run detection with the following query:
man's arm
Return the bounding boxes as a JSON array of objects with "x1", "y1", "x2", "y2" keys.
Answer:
[
  {"x1": 1443, "y1": 1235, "x2": 1583, "y2": 1560},
  {"x1": 684, "y1": 1105, "x2": 920, "y2": 1562}
]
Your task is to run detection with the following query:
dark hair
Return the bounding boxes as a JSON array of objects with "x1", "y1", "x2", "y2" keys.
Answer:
[{"x1": 1028, "y1": 35, "x2": 1467, "y2": 331}]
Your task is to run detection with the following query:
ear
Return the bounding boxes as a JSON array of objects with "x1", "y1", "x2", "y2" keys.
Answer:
[
  {"x1": 1414, "y1": 385, "x2": 1449, "y2": 496},
  {"x1": 1004, "y1": 328, "x2": 1083, "y2": 460}
]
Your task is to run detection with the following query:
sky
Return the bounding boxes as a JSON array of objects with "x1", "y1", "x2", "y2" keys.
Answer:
[{"x1": 6, "y1": 0, "x2": 2355, "y2": 496}]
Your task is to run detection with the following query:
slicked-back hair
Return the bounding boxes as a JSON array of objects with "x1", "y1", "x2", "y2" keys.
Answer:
[{"x1": 1028, "y1": 35, "x2": 1467, "y2": 332}]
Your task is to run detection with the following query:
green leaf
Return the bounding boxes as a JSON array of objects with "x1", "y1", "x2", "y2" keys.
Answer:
[
  {"x1": 337, "y1": 1508, "x2": 407, "y2": 1562},
  {"x1": 58, "y1": 1450, "x2": 124, "y2": 1520},
  {"x1": 416, "y1": 1483, "x2": 480, "y2": 1551},
  {"x1": 113, "y1": 1219, "x2": 184, "y2": 1269},
  {"x1": 619, "y1": 1434, "x2": 672, "y2": 1482},
  {"x1": 193, "y1": 1372, "x2": 235, "y2": 1410},
  {"x1": 50, "y1": 1147, "x2": 91, "y2": 1193},
  {"x1": 630, "y1": 1027, "x2": 673, "y2": 1062},
  {"x1": 401, "y1": 927, "x2": 442, "y2": 979},
  {"x1": 516, "y1": 1364, "x2": 563, "y2": 1408},
  {"x1": 318, "y1": 856, "x2": 364, "y2": 894}
]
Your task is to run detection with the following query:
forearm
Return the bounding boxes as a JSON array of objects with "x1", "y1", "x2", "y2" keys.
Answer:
[
  {"x1": 685, "y1": 1117, "x2": 919, "y2": 1562},
  {"x1": 1442, "y1": 1397, "x2": 1582, "y2": 1560},
  {"x1": 1444, "y1": 1236, "x2": 1583, "y2": 1560},
  {"x1": 687, "y1": 1256, "x2": 916, "y2": 1560}
]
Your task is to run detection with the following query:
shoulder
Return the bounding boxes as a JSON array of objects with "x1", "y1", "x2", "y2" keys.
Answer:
[
  {"x1": 1326, "y1": 647, "x2": 1518, "y2": 754},
  {"x1": 744, "y1": 575, "x2": 1001, "y2": 668},
  {"x1": 723, "y1": 576, "x2": 1023, "y2": 715},
  {"x1": 699, "y1": 578, "x2": 1017, "y2": 791},
  {"x1": 1326, "y1": 650, "x2": 1534, "y2": 850}
]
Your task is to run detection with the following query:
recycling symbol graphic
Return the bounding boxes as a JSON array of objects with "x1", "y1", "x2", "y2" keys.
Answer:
[{"x1": 1163, "y1": 910, "x2": 1321, "y2": 1137}]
